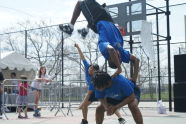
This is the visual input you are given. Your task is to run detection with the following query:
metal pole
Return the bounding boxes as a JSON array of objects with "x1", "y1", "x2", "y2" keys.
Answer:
[
  {"x1": 25, "y1": 30, "x2": 27, "y2": 58},
  {"x1": 61, "y1": 31, "x2": 64, "y2": 108},
  {"x1": 179, "y1": 47, "x2": 181, "y2": 54},
  {"x1": 147, "y1": 57, "x2": 152, "y2": 98},
  {"x1": 105, "y1": 59, "x2": 107, "y2": 72},
  {"x1": 79, "y1": 57, "x2": 82, "y2": 101},
  {"x1": 80, "y1": 58, "x2": 82, "y2": 80},
  {"x1": 129, "y1": 0, "x2": 134, "y2": 78},
  {"x1": 165, "y1": 0, "x2": 172, "y2": 111},
  {"x1": 156, "y1": 9, "x2": 161, "y2": 100},
  {"x1": 96, "y1": 49, "x2": 98, "y2": 63}
]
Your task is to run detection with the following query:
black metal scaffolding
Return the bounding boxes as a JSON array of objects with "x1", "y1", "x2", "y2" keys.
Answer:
[
  {"x1": 129, "y1": 0, "x2": 172, "y2": 111},
  {"x1": 108, "y1": 0, "x2": 172, "y2": 111},
  {"x1": 147, "y1": 0, "x2": 172, "y2": 112}
]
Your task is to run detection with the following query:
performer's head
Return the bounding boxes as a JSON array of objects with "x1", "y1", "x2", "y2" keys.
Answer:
[
  {"x1": 92, "y1": 71, "x2": 112, "y2": 91},
  {"x1": 88, "y1": 64, "x2": 99, "y2": 75}
]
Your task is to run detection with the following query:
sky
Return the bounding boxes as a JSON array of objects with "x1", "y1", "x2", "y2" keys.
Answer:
[
  {"x1": 0, "y1": 0, "x2": 185, "y2": 31},
  {"x1": 0, "y1": 0, "x2": 127, "y2": 31},
  {"x1": 0, "y1": 0, "x2": 186, "y2": 55}
]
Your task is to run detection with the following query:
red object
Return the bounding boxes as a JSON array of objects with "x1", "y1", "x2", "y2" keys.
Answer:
[
  {"x1": 119, "y1": 26, "x2": 126, "y2": 36},
  {"x1": 18, "y1": 82, "x2": 28, "y2": 96}
]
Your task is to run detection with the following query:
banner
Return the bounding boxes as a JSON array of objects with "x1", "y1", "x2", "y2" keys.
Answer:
[{"x1": 140, "y1": 20, "x2": 155, "y2": 67}]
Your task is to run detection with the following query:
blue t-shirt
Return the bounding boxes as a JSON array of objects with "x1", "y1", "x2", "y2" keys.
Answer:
[
  {"x1": 83, "y1": 59, "x2": 95, "y2": 91},
  {"x1": 95, "y1": 75, "x2": 134, "y2": 101}
]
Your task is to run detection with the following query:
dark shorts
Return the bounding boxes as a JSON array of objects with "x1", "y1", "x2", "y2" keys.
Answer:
[
  {"x1": 107, "y1": 85, "x2": 141, "y2": 105},
  {"x1": 88, "y1": 92, "x2": 98, "y2": 102},
  {"x1": 31, "y1": 87, "x2": 41, "y2": 92},
  {"x1": 0, "y1": 94, "x2": 2, "y2": 105},
  {"x1": 107, "y1": 98, "x2": 123, "y2": 105},
  {"x1": 12, "y1": 90, "x2": 19, "y2": 94}
]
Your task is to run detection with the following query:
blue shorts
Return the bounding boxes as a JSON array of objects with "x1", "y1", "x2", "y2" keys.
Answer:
[
  {"x1": 96, "y1": 21, "x2": 130, "y2": 63},
  {"x1": 107, "y1": 85, "x2": 141, "y2": 105},
  {"x1": 98, "y1": 42, "x2": 130, "y2": 63}
]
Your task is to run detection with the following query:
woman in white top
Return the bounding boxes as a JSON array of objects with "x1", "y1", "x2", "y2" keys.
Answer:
[{"x1": 31, "y1": 66, "x2": 51, "y2": 117}]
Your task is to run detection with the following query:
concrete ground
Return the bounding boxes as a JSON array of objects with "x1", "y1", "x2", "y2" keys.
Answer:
[{"x1": 0, "y1": 102, "x2": 186, "y2": 124}]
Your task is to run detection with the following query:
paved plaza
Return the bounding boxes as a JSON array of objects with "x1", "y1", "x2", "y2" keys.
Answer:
[{"x1": 0, "y1": 102, "x2": 186, "y2": 124}]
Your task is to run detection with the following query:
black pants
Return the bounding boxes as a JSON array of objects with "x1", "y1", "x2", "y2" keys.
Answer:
[{"x1": 0, "y1": 94, "x2": 2, "y2": 115}]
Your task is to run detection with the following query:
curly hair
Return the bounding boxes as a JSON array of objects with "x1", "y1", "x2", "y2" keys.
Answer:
[{"x1": 92, "y1": 71, "x2": 111, "y2": 89}]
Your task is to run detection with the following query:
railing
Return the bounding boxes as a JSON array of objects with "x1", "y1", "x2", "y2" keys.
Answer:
[{"x1": 1, "y1": 79, "x2": 87, "y2": 119}]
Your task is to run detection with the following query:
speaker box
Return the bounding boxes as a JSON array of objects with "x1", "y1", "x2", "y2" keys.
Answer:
[
  {"x1": 174, "y1": 54, "x2": 186, "y2": 83},
  {"x1": 174, "y1": 98, "x2": 186, "y2": 112},
  {"x1": 173, "y1": 83, "x2": 186, "y2": 112}
]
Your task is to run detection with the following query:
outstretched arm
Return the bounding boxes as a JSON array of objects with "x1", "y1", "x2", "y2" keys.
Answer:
[
  {"x1": 74, "y1": 43, "x2": 85, "y2": 60},
  {"x1": 35, "y1": 77, "x2": 52, "y2": 83}
]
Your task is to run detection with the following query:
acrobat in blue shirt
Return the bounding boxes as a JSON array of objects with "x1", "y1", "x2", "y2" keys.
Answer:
[{"x1": 95, "y1": 75, "x2": 134, "y2": 101}]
